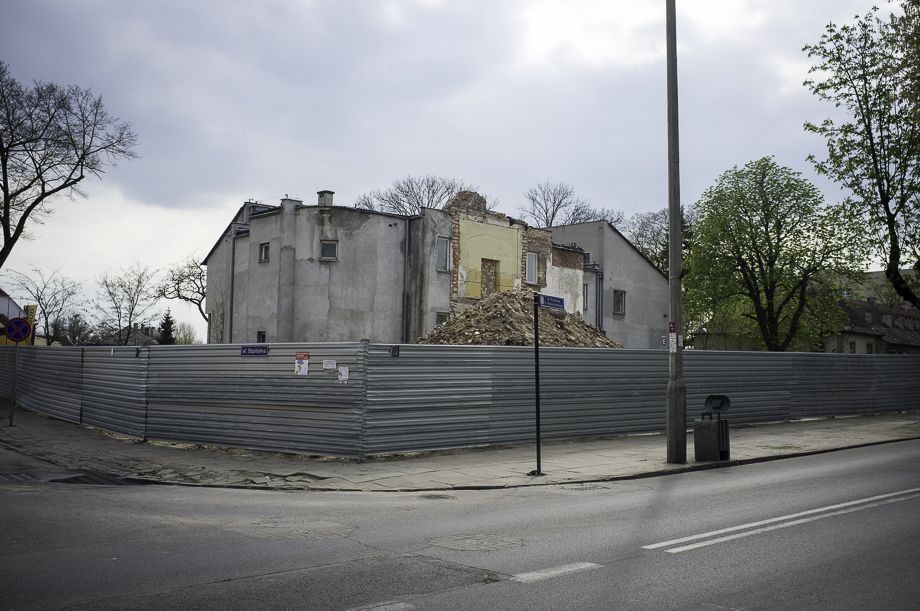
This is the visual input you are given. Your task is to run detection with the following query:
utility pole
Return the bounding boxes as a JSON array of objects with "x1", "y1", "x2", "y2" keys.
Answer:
[{"x1": 666, "y1": 0, "x2": 687, "y2": 463}]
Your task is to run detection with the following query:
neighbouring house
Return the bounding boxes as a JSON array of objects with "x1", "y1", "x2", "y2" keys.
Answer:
[
  {"x1": 821, "y1": 299, "x2": 920, "y2": 354},
  {"x1": 551, "y1": 221, "x2": 670, "y2": 349},
  {"x1": 203, "y1": 190, "x2": 666, "y2": 347}
]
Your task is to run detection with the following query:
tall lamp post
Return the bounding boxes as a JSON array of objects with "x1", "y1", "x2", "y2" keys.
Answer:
[{"x1": 666, "y1": 0, "x2": 687, "y2": 463}]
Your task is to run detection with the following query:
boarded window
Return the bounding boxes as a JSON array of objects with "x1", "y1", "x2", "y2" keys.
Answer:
[
  {"x1": 481, "y1": 258, "x2": 499, "y2": 297},
  {"x1": 612, "y1": 289, "x2": 626, "y2": 315}
]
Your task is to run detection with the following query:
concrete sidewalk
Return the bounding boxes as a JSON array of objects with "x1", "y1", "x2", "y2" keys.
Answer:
[{"x1": 1, "y1": 402, "x2": 918, "y2": 491}]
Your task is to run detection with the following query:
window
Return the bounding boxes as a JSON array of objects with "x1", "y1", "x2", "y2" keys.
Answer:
[
  {"x1": 612, "y1": 289, "x2": 626, "y2": 315},
  {"x1": 867, "y1": 343, "x2": 874, "y2": 354},
  {"x1": 256, "y1": 331, "x2": 266, "y2": 343},
  {"x1": 436, "y1": 237, "x2": 451, "y2": 271},
  {"x1": 436, "y1": 312, "x2": 450, "y2": 326},
  {"x1": 525, "y1": 252, "x2": 539, "y2": 284},
  {"x1": 848, "y1": 341, "x2": 856, "y2": 354},
  {"x1": 320, "y1": 240, "x2": 338, "y2": 260},
  {"x1": 258, "y1": 242, "x2": 270, "y2": 263},
  {"x1": 582, "y1": 284, "x2": 589, "y2": 311}
]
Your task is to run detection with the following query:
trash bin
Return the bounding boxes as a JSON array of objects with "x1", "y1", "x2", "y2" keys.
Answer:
[{"x1": 694, "y1": 395, "x2": 730, "y2": 461}]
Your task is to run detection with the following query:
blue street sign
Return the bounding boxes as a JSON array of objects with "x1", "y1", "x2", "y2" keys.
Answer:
[
  {"x1": 537, "y1": 294, "x2": 565, "y2": 310},
  {"x1": 240, "y1": 345, "x2": 269, "y2": 356},
  {"x1": 4, "y1": 317, "x2": 32, "y2": 343}
]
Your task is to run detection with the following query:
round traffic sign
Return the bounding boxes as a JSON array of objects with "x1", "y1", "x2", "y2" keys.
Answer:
[{"x1": 4, "y1": 317, "x2": 32, "y2": 343}]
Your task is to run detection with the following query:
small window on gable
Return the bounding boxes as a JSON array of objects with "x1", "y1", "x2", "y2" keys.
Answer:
[
  {"x1": 258, "y1": 242, "x2": 270, "y2": 263},
  {"x1": 436, "y1": 236, "x2": 451, "y2": 271},
  {"x1": 320, "y1": 240, "x2": 338, "y2": 260},
  {"x1": 256, "y1": 331, "x2": 266, "y2": 343},
  {"x1": 525, "y1": 252, "x2": 539, "y2": 285},
  {"x1": 612, "y1": 289, "x2": 626, "y2": 315}
]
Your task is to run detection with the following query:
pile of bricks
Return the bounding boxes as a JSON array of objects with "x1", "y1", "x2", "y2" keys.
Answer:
[{"x1": 417, "y1": 288, "x2": 620, "y2": 348}]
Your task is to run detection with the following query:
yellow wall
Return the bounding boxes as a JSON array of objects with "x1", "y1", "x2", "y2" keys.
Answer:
[{"x1": 458, "y1": 219, "x2": 522, "y2": 298}]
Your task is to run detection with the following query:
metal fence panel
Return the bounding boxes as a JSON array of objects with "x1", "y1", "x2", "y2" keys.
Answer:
[
  {"x1": 365, "y1": 344, "x2": 494, "y2": 454},
  {"x1": 0, "y1": 347, "x2": 14, "y2": 399},
  {"x1": 7, "y1": 346, "x2": 83, "y2": 422},
  {"x1": 5, "y1": 342, "x2": 919, "y2": 458},
  {"x1": 684, "y1": 350, "x2": 793, "y2": 423},
  {"x1": 145, "y1": 343, "x2": 366, "y2": 456},
  {"x1": 790, "y1": 353, "x2": 920, "y2": 418},
  {"x1": 82, "y1": 346, "x2": 149, "y2": 437}
]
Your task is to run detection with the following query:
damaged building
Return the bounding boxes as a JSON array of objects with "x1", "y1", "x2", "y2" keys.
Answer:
[{"x1": 203, "y1": 190, "x2": 668, "y2": 348}]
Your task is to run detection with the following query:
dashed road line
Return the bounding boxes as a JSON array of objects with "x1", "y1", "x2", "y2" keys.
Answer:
[{"x1": 512, "y1": 562, "x2": 602, "y2": 583}]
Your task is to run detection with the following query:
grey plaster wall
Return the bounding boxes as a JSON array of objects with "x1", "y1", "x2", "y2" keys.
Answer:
[
  {"x1": 406, "y1": 209, "x2": 453, "y2": 342},
  {"x1": 206, "y1": 201, "x2": 408, "y2": 344},
  {"x1": 553, "y1": 221, "x2": 669, "y2": 349}
]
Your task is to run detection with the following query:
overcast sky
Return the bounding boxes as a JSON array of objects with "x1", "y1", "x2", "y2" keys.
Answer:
[{"x1": 0, "y1": 0, "x2": 884, "y2": 339}]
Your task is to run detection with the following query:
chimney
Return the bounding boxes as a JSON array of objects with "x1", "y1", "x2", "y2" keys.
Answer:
[{"x1": 317, "y1": 190, "x2": 335, "y2": 207}]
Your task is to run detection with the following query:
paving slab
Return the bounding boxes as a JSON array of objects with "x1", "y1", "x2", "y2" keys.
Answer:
[{"x1": 0, "y1": 401, "x2": 918, "y2": 491}]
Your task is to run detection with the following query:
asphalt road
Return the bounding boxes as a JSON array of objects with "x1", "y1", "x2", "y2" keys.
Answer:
[{"x1": 0, "y1": 440, "x2": 918, "y2": 610}]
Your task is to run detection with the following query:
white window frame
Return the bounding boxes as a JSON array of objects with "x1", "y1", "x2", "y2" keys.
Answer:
[
  {"x1": 525, "y1": 252, "x2": 539, "y2": 285},
  {"x1": 258, "y1": 242, "x2": 270, "y2": 263},
  {"x1": 436, "y1": 236, "x2": 451, "y2": 271}
]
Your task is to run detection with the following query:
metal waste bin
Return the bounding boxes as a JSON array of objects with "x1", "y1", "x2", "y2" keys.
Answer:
[{"x1": 694, "y1": 395, "x2": 730, "y2": 461}]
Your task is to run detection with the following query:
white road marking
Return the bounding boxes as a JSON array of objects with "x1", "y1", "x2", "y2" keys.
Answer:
[
  {"x1": 643, "y1": 487, "x2": 920, "y2": 551},
  {"x1": 666, "y1": 493, "x2": 920, "y2": 553},
  {"x1": 347, "y1": 602, "x2": 415, "y2": 611},
  {"x1": 512, "y1": 562, "x2": 602, "y2": 583}
]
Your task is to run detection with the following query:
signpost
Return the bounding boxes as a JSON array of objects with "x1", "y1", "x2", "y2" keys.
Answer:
[
  {"x1": 530, "y1": 294, "x2": 565, "y2": 476},
  {"x1": 4, "y1": 317, "x2": 33, "y2": 427}
]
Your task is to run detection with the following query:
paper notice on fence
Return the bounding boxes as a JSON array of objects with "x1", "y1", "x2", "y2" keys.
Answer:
[
  {"x1": 294, "y1": 352, "x2": 310, "y2": 376},
  {"x1": 338, "y1": 366, "x2": 349, "y2": 383},
  {"x1": 323, "y1": 359, "x2": 336, "y2": 370}
]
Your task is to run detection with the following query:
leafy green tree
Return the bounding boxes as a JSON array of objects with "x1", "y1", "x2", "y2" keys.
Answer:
[
  {"x1": 803, "y1": 2, "x2": 920, "y2": 310},
  {"x1": 685, "y1": 157, "x2": 864, "y2": 352},
  {"x1": 158, "y1": 309, "x2": 176, "y2": 345}
]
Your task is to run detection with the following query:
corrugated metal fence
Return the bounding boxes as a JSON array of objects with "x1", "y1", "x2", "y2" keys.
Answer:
[{"x1": 1, "y1": 343, "x2": 918, "y2": 457}]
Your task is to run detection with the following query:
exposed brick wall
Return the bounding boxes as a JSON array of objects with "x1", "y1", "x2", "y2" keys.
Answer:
[{"x1": 552, "y1": 246, "x2": 583, "y2": 270}]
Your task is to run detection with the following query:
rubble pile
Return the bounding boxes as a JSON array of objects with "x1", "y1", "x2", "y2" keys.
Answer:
[{"x1": 417, "y1": 288, "x2": 621, "y2": 348}]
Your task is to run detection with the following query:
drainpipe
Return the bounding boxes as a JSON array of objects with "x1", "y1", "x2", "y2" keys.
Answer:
[
  {"x1": 402, "y1": 217, "x2": 411, "y2": 344},
  {"x1": 228, "y1": 229, "x2": 237, "y2": 343},
  {"x1": 596, "y1": 268, "x2": 605, "y2": 332}
]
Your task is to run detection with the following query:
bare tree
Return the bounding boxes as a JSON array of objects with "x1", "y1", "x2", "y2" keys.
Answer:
[
  {"x1": 354, "y1": 174, "x2": 478, "y2": 215},
  {"x1": 94, "y1": 264, "x2": 159, "y2": 345},
  {"x1": 519, "y1": 181, "x2": 623, "y2": 228},
  {"x1": 623, "y1": 207, "x2": 697, "y2": 276},
  {"x1": 5, "y1": 267, "x2": 82, "y2": 344},
  {"x1": 175, "y1": 321, "x2": 202, "y2": 345},
  {"x1": 0, "y1": 61, "x2": 137, "y2": 271},
  {"x1": 158, "y1": 256, "x2": 207, "y2": 322}
]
